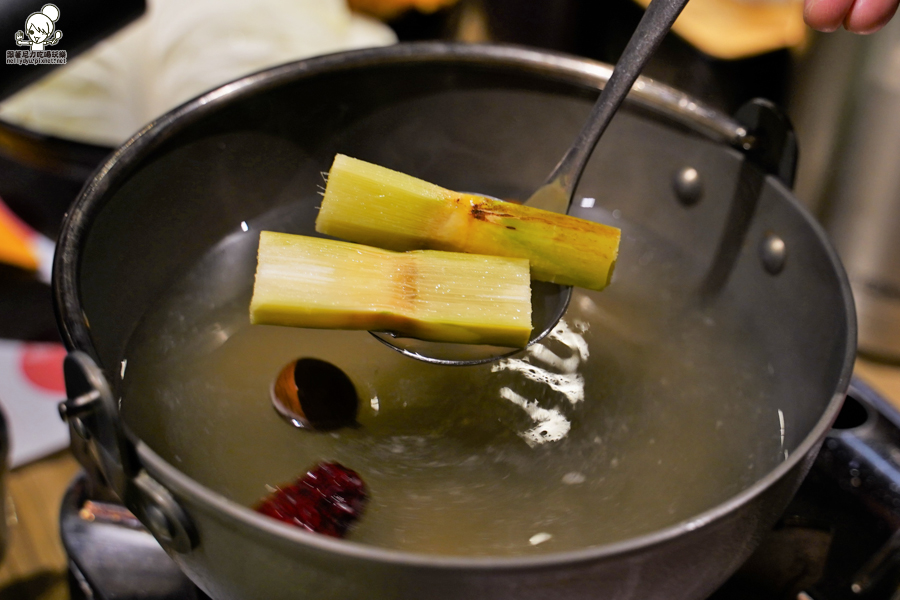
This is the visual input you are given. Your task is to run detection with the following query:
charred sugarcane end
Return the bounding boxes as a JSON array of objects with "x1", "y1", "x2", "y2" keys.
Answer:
[{"x1": 316, "y1": 155, "x2": 621, "y2": 292}]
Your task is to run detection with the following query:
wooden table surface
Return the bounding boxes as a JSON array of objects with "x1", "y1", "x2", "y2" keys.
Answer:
[{"x1": 1, "y1": 358, "x2": 899, "y2": 600}]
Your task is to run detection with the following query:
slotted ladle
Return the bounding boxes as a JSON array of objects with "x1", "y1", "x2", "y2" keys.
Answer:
[{"x1": 372, "y1": 0, "x2": 691, "y2": 366}]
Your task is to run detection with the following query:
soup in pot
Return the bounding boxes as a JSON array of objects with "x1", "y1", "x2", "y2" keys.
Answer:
[{"x1": 120, "y1": 202, "x2": 785, "y2": 557}]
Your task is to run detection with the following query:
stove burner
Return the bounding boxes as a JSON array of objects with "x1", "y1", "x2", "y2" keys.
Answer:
[
  {"x1": 61, "y1": 477, "x2": 209, "y2": 600},
  {"x1": 60, "y1": 378, "x2": 900, "y2": 600}
]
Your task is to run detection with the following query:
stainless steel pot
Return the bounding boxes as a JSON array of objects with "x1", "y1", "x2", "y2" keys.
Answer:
[{"x1": 53, "y1": 43, "x2": 856, "y2": 600}]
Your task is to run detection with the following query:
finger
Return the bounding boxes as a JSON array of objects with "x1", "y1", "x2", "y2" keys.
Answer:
[
  {"x1": 804, "y1": 0, "x2": 855, "y2": 31},
  {"x1": 844, "y1": 0, "x2": 900, "y2": 32}
]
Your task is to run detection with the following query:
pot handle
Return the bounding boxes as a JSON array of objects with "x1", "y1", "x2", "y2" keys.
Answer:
[
  {"x1": 734, "y1": 98, "x2": 798, "y2": 189},
  {"x1": 59, "y1": 351, "x2": 137, "y2": 497},
  {"x1": 58, "y1": 351, "x2": 198, "y2": 553}
]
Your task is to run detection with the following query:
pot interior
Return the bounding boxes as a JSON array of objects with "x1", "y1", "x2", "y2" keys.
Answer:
[{"x1": 64, "y1": 48, "x2": 852, "y2": 557}]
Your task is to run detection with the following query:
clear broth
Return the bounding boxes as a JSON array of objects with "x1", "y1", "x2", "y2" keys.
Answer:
[{"x1": 121, "y1": 205, "x2": 784, "y2": 557}]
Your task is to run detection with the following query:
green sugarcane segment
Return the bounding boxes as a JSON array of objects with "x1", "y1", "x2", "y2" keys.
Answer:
[
  {"x1": 250, "y1": 231, "x2": 533, "y2": 347},
  {"x1": 316, "y1": 154, "x2": 621, "y2": 291},
  {"x1": 314, "y1": 154, "x2": 452, "y2": 251}
]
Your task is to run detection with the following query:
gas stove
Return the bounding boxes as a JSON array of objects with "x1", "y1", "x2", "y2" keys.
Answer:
[{"x1": 56, "y1": 378, "x2": 900, "y2": 600}]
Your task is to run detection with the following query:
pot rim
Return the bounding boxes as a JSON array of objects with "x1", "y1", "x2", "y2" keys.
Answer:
[{"x1": 53, "y1": 41, "x2": 858, "y2": 569}]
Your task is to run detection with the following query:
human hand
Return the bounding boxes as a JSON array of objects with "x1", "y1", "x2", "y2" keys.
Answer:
[{"x1": 804, "y1": 0, "x2": 900, "y2": 33}]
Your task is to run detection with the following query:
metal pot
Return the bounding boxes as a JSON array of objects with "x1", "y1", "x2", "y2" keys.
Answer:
[{"x1": 53, "y1": 43, "x2": 856, "y2": 600}]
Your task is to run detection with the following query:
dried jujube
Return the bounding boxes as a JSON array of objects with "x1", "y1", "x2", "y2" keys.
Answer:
[{"x1": 254, "y1": 462, "x2": 368, "y2": 538}]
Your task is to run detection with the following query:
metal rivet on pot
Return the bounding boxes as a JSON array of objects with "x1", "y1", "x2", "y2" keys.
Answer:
[
  {"x1": 736, "y1": 127, "x2": 755, "y2": 151},
  {"x1": 144, "y1": 503, "x2": 176, "y2": 544},
  {"x1": 58, "y1": 390, "x2": 102, "y2": 440},
  {"x1": 760, "y1": 234, "x2": 787, "y2": 275},
  {"x1": 58, "y1": 390, "x2": 101, "y2": 421},
  {"x1": 673, "y1": 167, "x2": 703, "y2": 206},
  {"x1": 134, "y1": 471, "x2": 198, "y2": 554}
]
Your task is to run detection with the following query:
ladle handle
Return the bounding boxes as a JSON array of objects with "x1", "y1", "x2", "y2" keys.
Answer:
[{"x1": 526, "y1": 0, "x2": 691, "y2": 214}]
